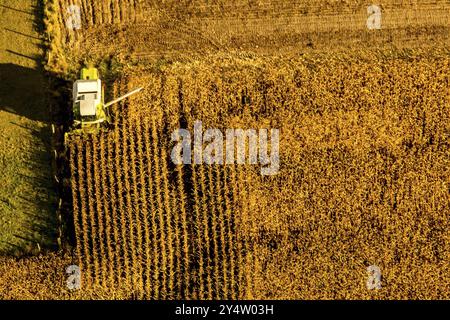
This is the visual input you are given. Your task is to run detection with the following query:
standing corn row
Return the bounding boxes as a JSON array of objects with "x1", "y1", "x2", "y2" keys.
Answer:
[{"x1": 68, "y1": 65, "x2": 260, "y2": 298}]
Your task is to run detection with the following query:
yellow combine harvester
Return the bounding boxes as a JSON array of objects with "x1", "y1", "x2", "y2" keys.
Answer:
[{"x1": 71, "y1": 67, "x2": 143, "y2": 134}]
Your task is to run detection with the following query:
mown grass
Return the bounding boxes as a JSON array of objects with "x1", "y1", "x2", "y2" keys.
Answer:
[{"x1": 0, "y1": 0, "x2": 57, "y2": 256}]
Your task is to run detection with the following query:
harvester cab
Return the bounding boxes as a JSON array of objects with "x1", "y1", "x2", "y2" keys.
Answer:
[{"x1": 71, "y1": 67, "x2": 143, "y2": 133}]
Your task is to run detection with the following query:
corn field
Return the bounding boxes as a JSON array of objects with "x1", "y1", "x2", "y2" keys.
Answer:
[
  {"x1": 67, "y1": 72, "x2": 256, "y2": 299},
  {"x1": 1, "y1": 0, "x2": 449, "y2": 302},
  {"x1": 64, "y1": 50, "x2": 450, "y2": 299}
]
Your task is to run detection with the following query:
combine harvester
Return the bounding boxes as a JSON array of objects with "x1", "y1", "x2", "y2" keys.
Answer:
[{"x1": 69, "y1": 67, "x2": 143, "y2": 135}]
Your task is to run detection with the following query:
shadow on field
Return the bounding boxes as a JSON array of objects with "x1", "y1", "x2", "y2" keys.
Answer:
[
  {"x1": 0, "y1": 63, "x2": 49, "y2": 122},
  {"x1": 0, "y1": 64, "x2": 58, "y2": 255}
]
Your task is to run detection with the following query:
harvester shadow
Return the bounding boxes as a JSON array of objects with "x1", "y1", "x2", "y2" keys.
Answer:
[
  {"x1": 0, "y1": 0, "x2": 48, "y2": 121},
  {"x1": 32, "y1": 3, "x2": 45, "y2": 36},
  {"x1": 0, "y1": 63, "x2": 58, "y2": 256},
  {"x1": 0, "y1": 63, "x2": 51, "y2": 122}
]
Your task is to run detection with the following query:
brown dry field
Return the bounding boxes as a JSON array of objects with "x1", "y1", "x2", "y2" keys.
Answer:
[
  {"x1": 0, "y1": 1, "x2": 449, "y2": 300},
  {"x1": 46, "y1": 0, "x2": 450, "y2": 73}
]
